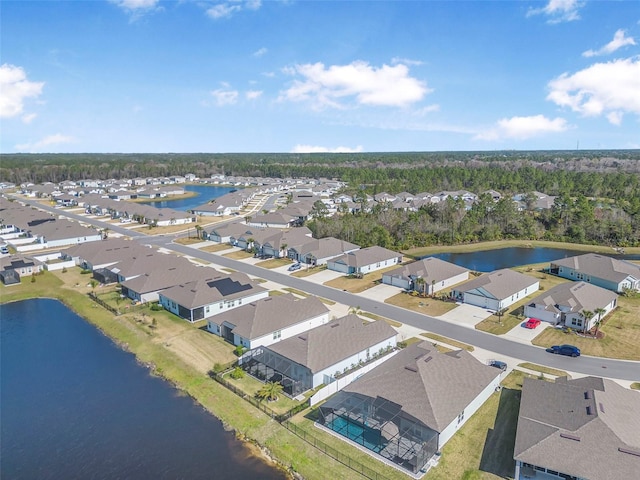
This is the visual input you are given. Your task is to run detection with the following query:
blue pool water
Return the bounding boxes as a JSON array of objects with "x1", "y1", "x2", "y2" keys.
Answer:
[{"x1": 328, "y1": 416, "x2": 384, "y2": 453}]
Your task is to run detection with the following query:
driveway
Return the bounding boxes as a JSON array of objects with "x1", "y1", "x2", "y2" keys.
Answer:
[
  {"x1": 304, "y1": 268, "x2": 344, "y2": 284},
  {"x1": 436, "y1": 304, "x2": 494, "y2": 328},
  {"x1": 356, "y1": 283, "x2": 402, "y2": 302},
  {"x1": 502, "y1": 320, "x2": 553, "y2": 344}
]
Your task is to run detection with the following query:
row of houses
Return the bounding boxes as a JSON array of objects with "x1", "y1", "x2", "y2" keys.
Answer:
[
  {"x1": 80, "y1": 194, "x2": 195, "y2": 226},
  {"x1": 0, "y1": 198, "x2": 103, "y2": 252}
]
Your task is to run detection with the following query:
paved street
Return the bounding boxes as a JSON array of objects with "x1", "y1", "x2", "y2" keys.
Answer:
[{"x1": 12, "y1": 196, "x2": 640, "y2": 382}]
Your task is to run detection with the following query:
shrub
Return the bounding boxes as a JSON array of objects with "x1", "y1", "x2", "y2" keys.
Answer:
[
  {"x1": 234, "y1": 345, "x2": 245, "y2": 357},
  {"x1": 230, "y1": 367, "x2": 245, "y2": 379}
]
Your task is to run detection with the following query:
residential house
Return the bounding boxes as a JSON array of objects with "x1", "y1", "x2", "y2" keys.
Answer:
[
  {"x1": 206, "y1": 294, "x2": 330, "y2": 350},
  {"x1": 327, "y1": 246, "x2": 403, "y2": 275},
  {"x1": 514, "y1": 376, "x2": 640, "y2": 480},
  {"x1": 318, "y1": 341, "x2": 502, "y2": 475},
  {"x1": 120, "y1": 263, "x2": 212, "y2": 304},
  {"x1": 240, "y1": 315, "x2": 397, "y2": 396},
  {"x1": 247, "y1": 213, "x2": 297, "y2": 229},
  {"x1": 523, "y1": 281, "x2": 618, "y2": 332},
  {"x1": 451, "y1": 269, "x2": 539, "y2": 311},
  {"x1": 382, "y1": 257, "x2": 470, "y2": 295},
  {"x1": 27, "y1": 219, "x2": 103, "y2": 248},
  {"x1": 159, "y1": 271, "x2": 268, "y2": 323},
  {"x1": 288, "y1": 237, "x2": 360, "y2": 265},
  {"x1": 0, "y1": 254, "x2": 44, "y2": 285},
  {"x1": 550, "y1": 253, "x2": 640, "y2": 293}
]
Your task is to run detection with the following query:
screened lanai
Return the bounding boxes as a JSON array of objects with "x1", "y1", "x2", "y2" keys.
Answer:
[
  {"x1": 319, "y1": 392, "x2": 438, "y2": 474},
  {"x1": 241, "y1": 347, "x2": 308, "y2": 397}
]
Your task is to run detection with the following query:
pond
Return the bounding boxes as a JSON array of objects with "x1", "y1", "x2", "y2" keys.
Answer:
[
  {"x1": 422, "y1": 247, "x2": 640, "y2": 272},
  {"x1": 141, "y1": 184, "x2": 236, "y2": 211},
  {"x1": 0, "y1": 298, "x2": 287, "y2": 480}
]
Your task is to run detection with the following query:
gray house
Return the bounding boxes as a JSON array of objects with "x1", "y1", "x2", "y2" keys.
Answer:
[
  {"x1": 318, "y1": 341, "x2": 501, "y2": 475},
  {"x1": 287, "y1": 237, "x2": 360, "y2": 265},
  {"x1": 240, "y1": 315, "x2": 397, "y2": 397},
  {"x1": 550, "y1": 253, "x2": 640, "y2": 293},
  {"x1": 327, "y1": 246, "x2": 402, "y2": 276},
  {"x1": 524, "y1": 281, "x2": 618, "y2": 332},
  {"x1": 451, "y1": 269, "x2": 539, "y2": 311},
  {"x1": 382, "y1": 257, "x2": 469, "y2": 295},
  {"x1": 514, "y1": 376, "x2": 640, "y2": 480}
]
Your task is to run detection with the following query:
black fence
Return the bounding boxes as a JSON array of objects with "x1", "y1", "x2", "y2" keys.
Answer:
[
  {"x1": 209, "y1": 370, "x2": 390, "y2": 480},
  {"x1": 282, "y1": 420, "x2": 391, "y2": 480},
  {"x1": 87, "y1": 292, "x2": 120, "y2": 315}
]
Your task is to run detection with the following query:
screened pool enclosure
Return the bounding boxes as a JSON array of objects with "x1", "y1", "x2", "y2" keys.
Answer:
[{"x1": 318, "y1": 392, "x2": 439, "y2": 474}]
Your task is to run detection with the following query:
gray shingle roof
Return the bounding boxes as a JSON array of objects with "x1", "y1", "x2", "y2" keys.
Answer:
[
  {"x1": 384, "y1": 257, "x2": 469, "y2": 284},
  {"x1": 341, "y1": 341, "x2": 500, "y2": 432},
  {"x1": 515, "y1": 376, "x2": 640, "y2": 479},
  {"x1": 265, "y1": 315, "x2": 396, "y2": 373},
  {"x1": 552, "y1": 253, "x2": 640, "y2": 283},
  {"x1": 213, "y1": 294, "x2": 329, "y2": 340},
  {"x1": 527, "y1": 281, "x2": 618, "y2": 314},
  {"x1": 159, "y1": 271, "x2": 265, "y2": 309},
  {"x1": 330, "y1": 246, "x2": 401, "y2": 268},
  {"x1": 456, "y1": 268, "x2": 538, "y2": 300}
]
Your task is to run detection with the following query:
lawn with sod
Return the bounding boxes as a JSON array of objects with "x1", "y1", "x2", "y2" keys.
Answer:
[
  {"x1": 223, "y1": 250, "x2": 254, "y2": 260},
  {"x1": 403, "y1": 240, "x2": 640, "y2": 258},
  {"x1": 420, "y1": 333, "x2": 474, "y2": 352},
  {"x1": 222, "y1": 371, "x2": 302, "y2": 415},
  {"x1": 532, "y1": 295, "x2": 640, "y2": 360},
  {"x1": 359, "y1": 311, "x2": 402, "y2": 327},
  {"x1": 174, "y1": 237, "x2": 204, "y2": 245},
  {"x1": 1, "y1": 269, "x2": 387, "y2": 480},
  {"x1": 323, "y1": 264, "x2": 405, "y2": 294},
  {"x1": 200, "y1": 243, "x2": 235, "y2": 253},
  {"x1": 632, "y1": 383, "x2": 640, "y2": 390},
  {"x1": 517, "y1": 363, "x2": 569, "y2": 378},
  {"x1": 475, "y1": 267, "x2": 571, "y2": 335},
  {"x1": 290, "y1": 266, "x2": 326, "y2": 278},
  {"x1": 385, "y1": 291, "x2": 459, "y2": 317},
  {"x1": 256, "y1": 258, "x2": 292, "y2": 269}
]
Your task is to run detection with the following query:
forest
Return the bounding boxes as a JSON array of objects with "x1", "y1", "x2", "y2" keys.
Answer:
[{"x1": 2, "y1": 151, "x2": 639, "y2": 247}]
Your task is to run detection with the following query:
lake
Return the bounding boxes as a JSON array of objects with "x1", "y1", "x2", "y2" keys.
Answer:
[
  {"x1": 142, "y1": 185, "x2": 236, "y2": 211},
  {"x1": 423, "y1": 247, "x2": 640, "y2": 272},
  {"x1": 0, "y1": 298, "x2": 287, "y2": 480}
]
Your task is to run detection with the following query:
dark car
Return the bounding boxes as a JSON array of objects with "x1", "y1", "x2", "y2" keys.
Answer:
[
  {"x1": 488, "y1": 360, "x2": 507, "y2": 371},
  {"x1": 547, "y1": 344, "x2": 581, "y2": 357}
]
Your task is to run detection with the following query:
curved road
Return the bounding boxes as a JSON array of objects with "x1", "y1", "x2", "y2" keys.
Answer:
[{"x1": 14, "y1": 197, "x2": 640, "y2": 381}]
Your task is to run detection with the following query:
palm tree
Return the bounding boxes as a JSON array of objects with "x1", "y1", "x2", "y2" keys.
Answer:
[
  {"x1": 414, "y1": 277, "x2": 427, "y2": 296},
  {"x1": 593, "y1": 307, "x2": 606, "y2": 336},
  {"x1": 256, "y1": 381, "x2": 283, "y2": 402},
  {"x1": 194, "y1": 224, "x2": 203, "y2": 240},
  {"x1": 280, "y1": 243, "x2": 288, "y2": 259},
  {"x1": 580, "y1": 309, "x2": 594, "y2": 334}
]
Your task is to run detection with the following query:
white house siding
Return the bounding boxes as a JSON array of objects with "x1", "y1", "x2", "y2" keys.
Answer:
[
  {"x1": 438, "y1": 373, "x2": 502, "y2": 448},
  {"x1": 382, "y1": 274, "x2": 411, "y2": 290},
  {"x1": 463, "y1": 281, "x2": 539, "y2": 311},
  {"x1": 46, "y1": 234, "x2": 103, "y2": 248},
  {"x1": 523, "y1": 305, "x2": 560, "y2": 324},
  {"x1": 359, "y1": 257, "x2": 401, "y2": 274},
  {"x1": 235, "y1": 311, "x2": 330, "y2": 350},
  {"x1": 310, "y1": 336, "x2": 397, "y2": 388},
  {"x1": 436, "y1": 272, "x2": 470, "y2": 294}
]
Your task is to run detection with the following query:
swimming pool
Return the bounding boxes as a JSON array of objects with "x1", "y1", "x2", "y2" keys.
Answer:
[{"x1": 326, "y1": 416, "x2": 385, "y2": 453}]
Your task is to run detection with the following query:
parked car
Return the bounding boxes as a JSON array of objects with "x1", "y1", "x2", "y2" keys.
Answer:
[
  {"x1": 524, "y1": 318, "x2": 541, "y2": 329},
  {"x1": 488, "y1": 360, "x2": 507, "y2": 371},
  {"x1": 546, "y1": 345, "x2": 581, "y2": 357},
  {"x1": 288, "y1": 263, "x2": 302, "y2": 271}
]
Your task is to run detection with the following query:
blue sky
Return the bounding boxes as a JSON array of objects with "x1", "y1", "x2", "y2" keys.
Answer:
[{"x1": 2, "y1": 0, "x2": 639, "y2": 153}]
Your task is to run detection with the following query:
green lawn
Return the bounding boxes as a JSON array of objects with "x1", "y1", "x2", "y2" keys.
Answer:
[
  {"x1": 256, "y1": 258, "x2": 292, "y2": 269},
  {"x1": 385, "y1": 292, "x2": 459, "y2": 317},
  {"x1": 532, "y1": 295, "x2": 640, "y2": 360},
  {"x1": 517, "y1": 363, "x2": 569, "y2": 378},
  {"x1": 421, "y1": 333, "x2": 474, "y2": 352},
  {"x1": 223, "y1": 250, "x2": 254, "y2": 260}
]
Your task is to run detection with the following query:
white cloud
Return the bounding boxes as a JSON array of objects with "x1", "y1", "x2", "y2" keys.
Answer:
[
  {"x1": 253, "y1": 47, "x2": 268, "y2": 57},
  {"x1": 391, "y1": 57, "x2": 424, "y2": 66},
  {"x1": 0, "y1": 64, "x2": 44, "y2": 119},
  {"x1": 527, "y1": 0, "x2": 583, "y2": 24},
  {"x1": 547, "y1": 57, "x2": 640, "y2": 124},
  {"x1": 291, "y1": 144, "x2": 364, "y2": 153},
  {"x1": 210, "y1": 88, "x2": 239, "y2": 105},
  {"x1": 475, "y1": 115, "x2": 569, "y2": 141},
  {"x1": 206, "y1": 1, "x2": 261, "y2": 20},
  {"x1": 111, "y1": 0, "x2": 159, "y2": 9},
  {"x1": 245, "y1": 90, "x2": 262, "y2": 100},
  {"x1": 583, "y1": 29, "x2": 636, "y2": 57},
  {"x1": 22, "y1": 113, "x2": 37, "y2": 124},
  {"x1": 280, "y1": 61, "x2": 430, "y2": 109},
  {"x1": 15, "y1": 133, "x2": 75, "y2": 152}
]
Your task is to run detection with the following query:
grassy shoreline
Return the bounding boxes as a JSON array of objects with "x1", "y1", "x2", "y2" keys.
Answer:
[
  {"x1": 0, "y1": 272, "x2": 405, "y2": 480},
  {"x1": 403, "y1": 239, "x2": 640, "y2": 258}
]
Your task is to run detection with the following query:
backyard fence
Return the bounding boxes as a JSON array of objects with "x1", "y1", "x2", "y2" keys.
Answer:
[
  {"x1": 87, "y1": 292, "x2": 120, "y2": 316},
  {"x1": 210, "y1": 369, "x2": 390, "y2": 480},
  {"x1": 282, "y1": 420, "x2": 391, "y2": 480}
]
